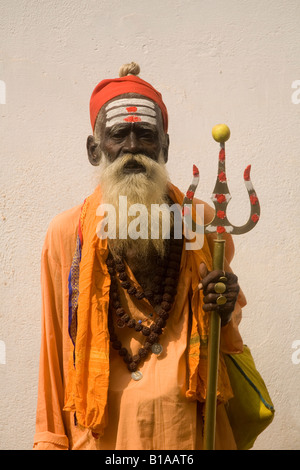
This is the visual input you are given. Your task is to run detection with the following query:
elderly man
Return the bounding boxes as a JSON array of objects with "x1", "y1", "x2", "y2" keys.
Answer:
[{"x1": 34, "y1": 63, "x2": 245, "y2": 450}]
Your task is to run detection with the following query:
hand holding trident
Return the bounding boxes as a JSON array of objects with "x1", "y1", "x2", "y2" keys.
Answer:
[{"x1": 182, "y1": 124, "x2": 260, "y2": 450}]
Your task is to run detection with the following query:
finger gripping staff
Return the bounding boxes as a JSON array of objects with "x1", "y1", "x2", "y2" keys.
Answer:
[{"x1": 182, "y1": 124, "x2": 260, "y2": 450}]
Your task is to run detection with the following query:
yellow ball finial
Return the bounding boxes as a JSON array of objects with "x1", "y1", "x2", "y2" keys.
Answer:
[{"x1": 212, "y1": 124, "x2": 231, "y2": 143}]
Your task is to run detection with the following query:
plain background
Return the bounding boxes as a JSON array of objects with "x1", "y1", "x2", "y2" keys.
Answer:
[{"x1": 0, "y1": 0, "x2": 299, "y2": 450}]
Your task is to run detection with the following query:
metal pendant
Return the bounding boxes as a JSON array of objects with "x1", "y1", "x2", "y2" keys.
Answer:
[
  {"x1": 131, "y1": 371, "x2": 143, "y2": 381},
  {"x1": 151, "y1": 343, "x2": 163, "y2": 355}
]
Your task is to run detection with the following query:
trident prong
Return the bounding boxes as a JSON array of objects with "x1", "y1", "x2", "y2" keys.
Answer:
[
  {"x1": 182, "y1": 134, "x2": 260, "y2": 237},
  {"x1": 182, "y1": 124, "x2": 260, "y2": 451}
]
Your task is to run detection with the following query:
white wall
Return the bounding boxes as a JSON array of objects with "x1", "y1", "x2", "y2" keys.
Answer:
[{"x1": 0, "y1": 0, "x2": 299, "y2": 450}]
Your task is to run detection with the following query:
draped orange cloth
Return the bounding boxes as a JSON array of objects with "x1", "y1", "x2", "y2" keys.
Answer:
[{"x1": 63, "y1": 183, "x2": 241, "y2": 435}]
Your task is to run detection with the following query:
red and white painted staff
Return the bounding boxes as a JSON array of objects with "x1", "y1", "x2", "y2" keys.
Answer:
[{"x1": 182, "y1": 124, "x2": 260, "y2": 450}]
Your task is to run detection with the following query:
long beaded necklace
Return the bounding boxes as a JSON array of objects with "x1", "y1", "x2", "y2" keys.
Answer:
[{"x1": 106, "y1": 236, "x2": 183, "y2": 381}]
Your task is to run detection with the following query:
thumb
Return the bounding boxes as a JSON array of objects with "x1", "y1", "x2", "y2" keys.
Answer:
[
  {"x1": 198, "y1": 262, "x2": 208, "y2": 290},
  {"x1": 199, "y1": 262, "x2": 208, "y2": 279}
]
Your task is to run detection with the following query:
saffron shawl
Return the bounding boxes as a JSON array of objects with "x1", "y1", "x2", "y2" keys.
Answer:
[{"x1": 64, "y1": 183, "x2": 233, "y2": 434}]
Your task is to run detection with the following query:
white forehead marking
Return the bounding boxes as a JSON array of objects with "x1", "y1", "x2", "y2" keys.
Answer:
[
  {"x1": 105, "y1": 98, "x2": 157, "y2": 128},
  {"x1": 106, "y1": 97, "x2": 155, "y2": 111},
  {"x1": 106, "y1": 106, "x2": 156, "y2": 120},
  {"x1": 106, "y1": 115, "x2": 157, "y2": 127}
]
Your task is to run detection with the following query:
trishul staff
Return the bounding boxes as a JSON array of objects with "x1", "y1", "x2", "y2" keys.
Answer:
[{"x1": 182, "y1": 124, "x2": 260, "y2": 450}]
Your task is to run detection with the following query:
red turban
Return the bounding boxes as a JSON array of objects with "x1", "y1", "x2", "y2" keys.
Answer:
[{"x1": 89, "y1": 74, "x2": 168, "y2": 132}]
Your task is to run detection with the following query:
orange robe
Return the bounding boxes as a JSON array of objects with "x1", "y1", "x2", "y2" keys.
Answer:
[{"x1": 33, "y1": 187, "x2": 245, "y2": 450}]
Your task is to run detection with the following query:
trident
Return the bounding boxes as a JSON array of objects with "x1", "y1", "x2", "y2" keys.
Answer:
[{"x1": 182, "y1": 124, "x2": 260, "y2": 450}]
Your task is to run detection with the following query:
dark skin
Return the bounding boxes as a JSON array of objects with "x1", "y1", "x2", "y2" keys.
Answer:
[
  {"x1": 199, "y1": 264, "x2": 240, "y2": 326},
  {"x1": 87, "y1": 93, "x2": 169, "y2": 167},
  {"x1": 86, "y1": 93, "x2": 240, "y2": 326}
]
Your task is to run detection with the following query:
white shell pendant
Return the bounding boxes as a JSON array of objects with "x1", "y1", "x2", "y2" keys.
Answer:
[{"x1": 131, "y1": 371, "x2": 143, "y2": 381}]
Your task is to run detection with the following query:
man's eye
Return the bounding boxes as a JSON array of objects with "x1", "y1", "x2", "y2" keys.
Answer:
[
  {"x1": 111, "y1": 132, "x2": 125, "y2": 140},
  {"x1": 140, "y1": 131, "x2": 155, "y2": 140}
]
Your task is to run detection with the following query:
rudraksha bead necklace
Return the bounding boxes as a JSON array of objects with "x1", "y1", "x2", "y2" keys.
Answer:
[{"x1": 106, "y1": 237, "x2": 183, "y2": 380}]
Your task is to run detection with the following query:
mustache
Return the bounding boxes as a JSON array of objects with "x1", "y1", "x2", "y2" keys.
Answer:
[
  {"x1": 107, "y1": 153, "x2": 162, "y2": 178},
  {"x1": 123, "y1": 156, "x2": 146, "y2": 171}
]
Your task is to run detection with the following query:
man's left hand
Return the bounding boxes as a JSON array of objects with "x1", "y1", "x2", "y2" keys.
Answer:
[{"x1": 198, "y1": 262, "x2": 240, "y2": 327}]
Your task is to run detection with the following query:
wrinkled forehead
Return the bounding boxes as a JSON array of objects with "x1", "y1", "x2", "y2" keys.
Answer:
[
  {"x1": 105, "y1": 96, "x2": 158, "y2": 128},
  {"x1": 95, "y1": 93, "x2": 164, "y2": 134}
]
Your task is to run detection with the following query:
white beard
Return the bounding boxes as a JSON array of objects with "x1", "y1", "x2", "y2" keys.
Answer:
[{"x1": 97, "y1": 152, "x2": 172, "y2": 260}]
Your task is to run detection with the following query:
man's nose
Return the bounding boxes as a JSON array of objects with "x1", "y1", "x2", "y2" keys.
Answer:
[{"x1": 122, "y1": 131, "x2": 141, "y2": 154}]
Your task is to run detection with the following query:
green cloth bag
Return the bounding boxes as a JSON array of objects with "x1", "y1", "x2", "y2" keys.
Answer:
[{"x1": 224, "y1": 345, "x2": 275, "y2": 450}]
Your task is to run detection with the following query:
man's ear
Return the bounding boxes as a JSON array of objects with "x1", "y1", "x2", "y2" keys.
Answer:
[
  {"x1": 86, "y1": 135, "x2": 101, "y2": 166},
  {"x1": 162, "y1": 133, "x2": 170, "y2": 163}
]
